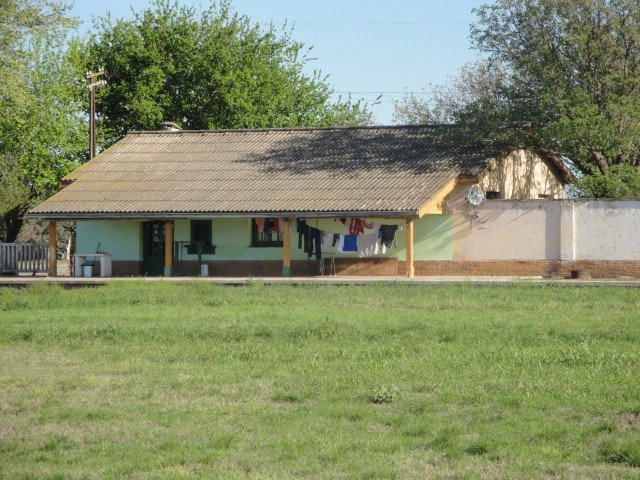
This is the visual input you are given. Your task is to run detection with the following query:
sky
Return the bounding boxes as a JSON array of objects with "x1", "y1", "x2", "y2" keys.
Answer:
[{"x1": 70, "y1": 0, "x2": 487, "y2": 125}]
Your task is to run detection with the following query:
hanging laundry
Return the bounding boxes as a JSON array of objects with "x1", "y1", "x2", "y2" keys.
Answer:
[
  {"x1": 255, "y1": 218, "x2": 266, "y2": 233},
  {"x1": 306, "y1": 227, "x2": 322, "y2": 260},
  {"x1": 349, "y1": 218, "x2": 364, "y2": 235},
  {"x1": 380, "y1": 225, "x2": 399, "y2": 248},
  {"x1": 339, "y1": 235, "x2": 358, "y2": 252},
  {"x1": 358, "y1": 233, "x2": 380, "y2": 257},
  {"x1": 297, "y1": 219, "x2": 309, "y2": 251}
]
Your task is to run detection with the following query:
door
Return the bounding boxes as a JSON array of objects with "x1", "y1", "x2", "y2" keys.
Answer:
[{"x1": 142, "y1": 221, "x2": 165, "y2": 276}]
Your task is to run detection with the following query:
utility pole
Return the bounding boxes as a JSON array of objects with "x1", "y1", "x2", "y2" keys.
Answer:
[{"x1": 86, "y1": 68, "x2": 106, "y2": 159}]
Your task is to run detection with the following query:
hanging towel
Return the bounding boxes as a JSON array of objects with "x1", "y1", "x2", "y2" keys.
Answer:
[{"x1": 358, "y1": 233, "x2": 380, "y2": 257}]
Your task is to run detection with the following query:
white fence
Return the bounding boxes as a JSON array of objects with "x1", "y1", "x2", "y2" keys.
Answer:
[{"x1": 0, "y1": 243, "x2": 49, "y2": 274}]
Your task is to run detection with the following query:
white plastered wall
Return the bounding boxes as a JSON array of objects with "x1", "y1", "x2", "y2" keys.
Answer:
[
  {"x1": 448, "y1": 200, "x2": 640, "y2": 262},
  {"x1": 479, "y1": 150, "x2": 565, "y2": 200}
]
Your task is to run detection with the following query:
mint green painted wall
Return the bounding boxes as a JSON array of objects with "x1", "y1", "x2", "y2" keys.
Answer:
[
  {"x1": 401, "y1": 215, "x2": 453, "y2": 261},
  {"x1": 187, "y1": 217, "x2": 452, "y2": 261},
  {"x1": 76, "y1": 216, "x2": 453, "y2": 263},
  {"x1": 76, "y1": 221, "x2": 141, "y2": 260}
]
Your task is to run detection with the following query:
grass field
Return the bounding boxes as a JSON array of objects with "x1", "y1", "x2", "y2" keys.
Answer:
[{"x1": 0, "y1": 282, "x2": 639, "y2": 479}]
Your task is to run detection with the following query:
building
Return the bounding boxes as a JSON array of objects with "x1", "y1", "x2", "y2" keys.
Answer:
[{"x1": 28, "y1": 125, "x2": 569, "y2": 277}]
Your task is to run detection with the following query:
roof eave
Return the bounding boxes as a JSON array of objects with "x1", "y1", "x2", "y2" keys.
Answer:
[{"x1": 26, "y1": 209, "x2": 420, "y2": 221}]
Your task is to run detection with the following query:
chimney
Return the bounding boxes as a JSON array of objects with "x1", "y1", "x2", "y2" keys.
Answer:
[{"x1": 159, "y1": 121, "x2": 182, "y2": 131}]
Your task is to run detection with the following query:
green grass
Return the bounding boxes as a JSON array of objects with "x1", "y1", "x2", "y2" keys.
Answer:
[{"x1": 0, "y1": 281, "x2": 639, "y2": 479}]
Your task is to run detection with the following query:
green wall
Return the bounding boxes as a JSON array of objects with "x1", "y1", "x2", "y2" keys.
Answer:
[
  {"x1": 76, "y1": 216, "x2": 454, "y2": 262},
  {"x1": 76, "y1": 221, "x2": 141, "y2": 260}
]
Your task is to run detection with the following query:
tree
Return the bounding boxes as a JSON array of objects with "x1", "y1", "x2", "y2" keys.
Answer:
[
  {"x1": 471, "y1": 0, "x2": 640, "y2": 176},
  {"x1": 0, "y1": 1, "x2": 85, "y2": 242},
  {"x1": 393, "y1": 59, "x2": 519, "y2": 125},
  {"x1": 396, "y1": 0, "x2": 640, "y2": 188},
  {"x1": 575, "y1": 163, "x2": 640, "y2": 198},
  {"x1": 75, "y1": 0, "x2": 371, "y2": 147}
]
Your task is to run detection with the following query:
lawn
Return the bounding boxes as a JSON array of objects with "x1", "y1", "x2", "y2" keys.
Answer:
[{"x1": 0, "y1": 282, "x2": 638, "y2": 479}]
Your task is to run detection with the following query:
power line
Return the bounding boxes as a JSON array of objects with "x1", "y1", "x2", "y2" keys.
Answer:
[
  {"x1": 295, "y1": 20, "x2": 474, "y2": 26},
  {"x1": 333, "y1": 91, "x2": 429, "y2": 95}
]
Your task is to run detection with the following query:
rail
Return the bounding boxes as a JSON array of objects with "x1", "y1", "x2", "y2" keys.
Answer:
[{"x1": 0, "y1": 243, "x2": 49, "y2": 274}]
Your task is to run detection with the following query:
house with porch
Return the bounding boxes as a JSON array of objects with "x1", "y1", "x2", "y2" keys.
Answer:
[{"x1": 28, "y1": 124, "x2": 570, "y2": 277}]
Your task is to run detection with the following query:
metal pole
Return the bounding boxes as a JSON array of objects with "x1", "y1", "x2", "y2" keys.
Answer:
[
  {"x1": 90, "y1": 85, "x2": 95, "y2": 159},
  {"x1": 85, "y1": 69, "x2": 106, "y2": 160}
]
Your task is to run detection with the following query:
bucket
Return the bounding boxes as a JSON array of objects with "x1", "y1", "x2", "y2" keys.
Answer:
[
  {"x1": 200, "y1": 264, "x2": 209, "y2": 277},
  {"x1": 82, "y1": 265, "x2": 93, "y2": 278}
]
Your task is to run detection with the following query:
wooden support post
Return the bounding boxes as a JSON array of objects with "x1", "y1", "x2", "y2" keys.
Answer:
[
  {"x1": 48, "y1": 221, "x2": 57, "y2": 277},
  {"x1": 164, "y1": 221, "x2": 173, "y2": 277},
  {"x1": 406, "y1": 219, "x2": 415, "y2": 278},
  {"x1": 282, "y1": 218, "x2": 291, "y2": 277}
]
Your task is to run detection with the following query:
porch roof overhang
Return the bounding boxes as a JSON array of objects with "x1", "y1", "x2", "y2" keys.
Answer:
[{"x1": 27, "y1": 208, "x2": 421, "y2": 222}]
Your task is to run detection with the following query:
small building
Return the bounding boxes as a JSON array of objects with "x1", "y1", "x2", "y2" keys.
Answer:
[{"x1": 28, "y1": 125, "x2": 569, "y2": 277}]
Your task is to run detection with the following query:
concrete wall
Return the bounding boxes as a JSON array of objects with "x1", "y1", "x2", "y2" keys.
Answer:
[
  {"x1": 451, "y1": 199, "x2": 640, "y2": 262},
  {"x1": 76, "y1": 200, "x2": 640, "y2": 277},
  {"x1": 573, "y1": 201, "x2": 640, "y2": 260}
]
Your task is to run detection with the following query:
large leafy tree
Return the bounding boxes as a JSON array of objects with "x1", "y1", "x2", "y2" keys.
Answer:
[
  {"x1": 76, "y1": 0, "x2": 371, "y2": 146},
  {"x1": 395, "y1": 0, "x2": 640, "y2": 196},
  {"x1": 471, "y1": 0, "x2": 640, "y2": 177},
  {"x1": 0, "y1": 1, "x2": 86, "y2": 241}
]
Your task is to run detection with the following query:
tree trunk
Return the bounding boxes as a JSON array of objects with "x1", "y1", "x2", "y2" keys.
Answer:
[
  {"x1": 2, "y1": 202, "x2": 29, "y2": 243},
  {"x1": 590, "y1": 149, "x2": 610, "y2": 174}
]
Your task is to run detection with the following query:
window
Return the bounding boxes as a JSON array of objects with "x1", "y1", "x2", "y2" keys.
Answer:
[
  {"x1": 187, "y1": 220, "x2": 215, "y2": 254},
  {"x1": 485, "y1": 191, "x2": 501, "y2": 200},
  {"x1": 251, "y1": 219, "x2": 284, "y2": 247}
]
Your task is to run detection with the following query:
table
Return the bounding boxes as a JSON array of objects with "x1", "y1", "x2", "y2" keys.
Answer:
[{"x1": 74, "y1": 253, "x2": 112, "y2": 277}]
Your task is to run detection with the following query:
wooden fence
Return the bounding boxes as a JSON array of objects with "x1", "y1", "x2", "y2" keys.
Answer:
[{"x1": 0, "y1": 243, "x2": 49, "y2": 274}]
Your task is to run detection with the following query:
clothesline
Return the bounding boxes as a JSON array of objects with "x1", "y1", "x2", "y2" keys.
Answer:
[{"x1": 295, "y1": 218, "x2": 402, "y2": 260}]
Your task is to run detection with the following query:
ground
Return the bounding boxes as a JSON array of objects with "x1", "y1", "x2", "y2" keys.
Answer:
[{"x1": 0, "y1": 282, "x2": 638, "y2": 479}]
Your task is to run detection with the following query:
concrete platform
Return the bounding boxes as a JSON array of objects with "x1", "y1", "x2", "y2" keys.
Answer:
[{"x1": 1, "y1": 274, "x2": 640, "y2": 287}]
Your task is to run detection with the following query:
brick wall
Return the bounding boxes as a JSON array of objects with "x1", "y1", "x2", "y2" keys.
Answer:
[
  {"x1": 110, "y1": 259, "x2": 640, "y2": 279},
  {"x1": 171, "y1": 259, "x2": 399, "y2": 277},
  {"x1": 109, "y1": 261, "x2": 142, "y2": 277},
  {"x1": 402, "y1": 260, "x2": 640, "y2": 278}
]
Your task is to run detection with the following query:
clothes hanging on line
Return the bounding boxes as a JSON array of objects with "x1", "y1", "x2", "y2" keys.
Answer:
[
  {"x1": 380, "y1": 224, "x2": 399, "y2": 248},
  {"x1": 306, "y1": 227, "x2": 322, "y2": 260},
  {"x1": 255, "y1": 218, "x2": 281, "y2": 234},
  {"x1": 358, "y1": 233, "x2": 380, "y2": 257},
  {"x1": 349, "y1": 218, "x2": 364, "y2": 235},
  {"x1": 339, "y1": 235, "x2": 358, "y2": 252}
]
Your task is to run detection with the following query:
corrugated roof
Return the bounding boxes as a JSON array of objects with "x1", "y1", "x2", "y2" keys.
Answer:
[{"x1": 29, "y1": 125, "x2": 510, "y2": 219}]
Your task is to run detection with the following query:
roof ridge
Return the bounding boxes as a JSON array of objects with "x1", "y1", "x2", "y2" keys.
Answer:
[{"x1": 127, "y1": 124, "x2": 462, "y2": 135}]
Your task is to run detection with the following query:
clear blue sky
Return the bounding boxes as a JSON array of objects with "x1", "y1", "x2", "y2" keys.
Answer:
[{"x1": 70, "y1": 0, "x2": 487, "y2": 125}]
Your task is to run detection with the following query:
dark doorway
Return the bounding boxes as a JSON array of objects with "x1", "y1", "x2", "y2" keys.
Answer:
[{"x1": 142, "y1": 221, "x2": 166, "y2": 276}]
